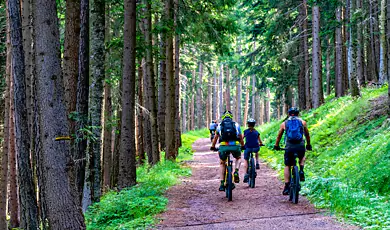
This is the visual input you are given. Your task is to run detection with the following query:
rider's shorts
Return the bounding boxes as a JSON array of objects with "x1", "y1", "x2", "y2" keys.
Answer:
[
  {"x1": 244, "y1": 147, "x2": 260, "y2": 160},
  {"x1": 218, "y1": 145, "x2": 241, "y2": 161},
  {"x1": 284, "y1": 146, "x2": 305, "y2": 166}
]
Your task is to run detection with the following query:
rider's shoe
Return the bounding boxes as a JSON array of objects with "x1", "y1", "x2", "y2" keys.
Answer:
[
  {"x1": 219, "y1": 184, "x2": 225, "y2": 191},
  {"x1": 299, "y1": 171, "x2": 305, "y2": 181},
  {"x1": 243, "y1": 173, "x2": 249, "y2": 183},
  {"x1": 256, "y1": 163, "x2": 260, "y2": 170},
  {"x1": 233, "y1": 171, "x2": 240, "y2": 183},
  {"x1": 283, "y1": 183, "x2": 290, "y2": 195}
]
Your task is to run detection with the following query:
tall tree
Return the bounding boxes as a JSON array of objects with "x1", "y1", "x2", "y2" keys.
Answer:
[
  {"x1": 335, "y1": 6, "x2": 345, "y2": 97},
  {"x1": 196, "y1": 62, "x2": 203, "y2": 129},
  {"x1": 182, "y1": 75, "x2": 187, "y2": 132},
  {"x1": 7, "y1": 0, "x2": 39, "y2": 228},
  {"x1": 74, "y1": 0, "x2": 89, "y2": 202},
  {"x1": 303, "y1": 0, "x2": 312, "y2": 109},
  {"x1": 379, "y1": 0, "x2": 387, "y2": 85},
  {"x1": 355, "y1": 0, "x2": 364, "y2": 86},
  {"x1": 212, "y1": 67, "x2": 218, "y2": 120},
  {"x1": 236, "y1": 69, "x2": 242, "y2": 124},
  {"x1": 219, "y1": 65, "x2": 223, "y2": 116},
  {"x1": 243, "y1": 77, "x2": 250, "y2": 125},
  {"x1": 165, "y1": 0, "x2": 177, "y2": 159},
  {"x1": 174, "y1": 0, "x2": 181, "y2": 153},
  {"x1": 137, "y1": 61, "x2": 145, "y2": 164},
  {"x1": 158, "y1": 23, "x2": 166, "y2": 150},
  {"x1": 89, "y1": 0, "x2": 105, "y2": 202},
  {"x1": 118, "y1": 0, "x2": 136, "y2": 189},
  {"x1": 349, "y1": 0, "x2": 361, "y2": 96},
  {"x1": 225, "y1": 66, "x2": 231, "y2": 111},
  {"x1": 312, "y1": 4, "x2": 324, "y2": 108},
  {"x1": 143, "y1": 0, "x2": 160, "y2": 164},
  {"x1": 33, "y1": 0, "x2": 86, "y2": 227}
]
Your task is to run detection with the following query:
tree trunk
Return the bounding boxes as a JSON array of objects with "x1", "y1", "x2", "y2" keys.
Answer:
[
  {"x1": 118, "y1": 0, "x2": 136, "y2": 189},
  {"x1": 63, "y1": 0, "x2": 80, "y2": 135},
  {"x1": 219, "y1": 65, "x2": 224, "y2": 116},
  {"x1": 379, "y1": 0, "x2": 387, "y2": 84},
  {"x1": 225, "y1": 66, "x2": 231, "y2": 111},
  {"x1": 298, "y1": 35, "x2": 306, "y2": 110},
  {"x1": 356, "y1": 0, "x2": 365, "y2": 86},
  {"x1": 343, "y1": 5, "x2": 350, "y2": 93},
  {"x1": 111, "y1": 108, "x2": 121, "y2": 188},
  {"x1": 137, "y1": 60, "x2": 145, "y2": 165},
  {"x1": 0, "y1": 12, "x2": 11, "y2": 226},
  {"x1": 7, "y1": 1, "x2": 39, "y2": 228},
  {"x1": 212, "y1": 67, "x2": 217, "y2": 120},
  {"x1": 236, "y1": 69, "x2": 242, "y2": 125},
  {"x1": 158, "y1": 23, "x2": 166, "y2": 150},
  {"x1": 369, "y1": 0, "x2": 379, "y2": 82},
  {"x1": 255, "y1": 93, "x2": 260, "y2": 124},
  {"x1": 182, "y1": 75, "x2": 187, "y2": 133},
  {"x1": 303, "y1": 0, "x2": 312, "y2": 109},
  {"x1": 312, "y1": 5, "x2": 324, "y2": 108},
  {"x1": 34, "y1": 0, "x2": 86, "y2": 227},
  {"x1": 165, "y1": 0, "x2": 177, "y2": 159},
  {"x1": 374, "y1": 0, "x2": 381, "y2": 77},
  {"x1": 243, "y1": 77, "x2": 250, "y2": 126},
  {"x1": 89, "y1": 0, "x2": 105, "y2": 202},
  {"x1": 349, "y1": 0, "x2": 361, "y2": 96},
  {"x1": 335, "y1": 6, "x2": 345, "y2": 97},
  {"x1": 206, "y1": 80, "x2": 211, "y2": 127},
  {"x1": 196, "y1": 62, "x2": 203, "y2": 129},
  {"x1": 265, "y1": 88, "x2": 270, "y2": 123},
  {"x1": 326, "y1": 37, "x2": 331, "y2": 95},
  {"x1": 9, "y1": 79, "x2": 19, "y2": 228},
  {"x1": 74, "y1": 0, "x2": 89, "y2": 203},
  {"x1": 190, "y1": 70, "x2": 195, "y2": 130},
  {"x1": 174, "y1": 0, "x2": 181, "y2": 152},
  {"x1": 251, "y1": 75, "x2": 256, "y2": 119}
]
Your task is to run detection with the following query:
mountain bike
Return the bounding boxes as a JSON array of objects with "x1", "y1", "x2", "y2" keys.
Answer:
[
  {"x1": 210, "y1": 130, "x2": 216, "y2": 142},
  {"x1": 246, "y1": 144, "x2": 264, "y2": 188},
  {"x1": 277, "y1": 148, "x2": 300, "y2": 204},
  {"x1": 213, "y1": 148, "x2": 234, "y2": 201}
]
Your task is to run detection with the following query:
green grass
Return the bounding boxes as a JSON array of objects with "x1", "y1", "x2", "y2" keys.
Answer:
[
  {"x1": 259, "y1": 86, "x2": 390, "y2": 229},
  {"x1": 85, "y1": 128, "x2": 208, "y2": 229}
]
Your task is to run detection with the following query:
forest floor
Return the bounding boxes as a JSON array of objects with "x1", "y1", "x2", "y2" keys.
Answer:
[{"x1": 157, "y1": 138, "x2": 358, "y2": 230}]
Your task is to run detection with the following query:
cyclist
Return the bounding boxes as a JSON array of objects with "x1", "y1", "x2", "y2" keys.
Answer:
[
  {"x1": 243, "y1": 118, "x2": 264, "y2": 183},
  {"x1": 210, "y1": 111, "x2": 245, "y2": 191},
  {"x1": 209, "y1": 120, "x2": 217, "y2": 137},
  {"x1": 273, "y1": 107, "x2": 312, "y2": 195}
]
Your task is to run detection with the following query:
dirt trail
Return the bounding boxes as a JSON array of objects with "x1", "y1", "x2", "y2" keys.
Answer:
[{"x1": 157, "y1": 138, "x2": 357, "y2": 229}]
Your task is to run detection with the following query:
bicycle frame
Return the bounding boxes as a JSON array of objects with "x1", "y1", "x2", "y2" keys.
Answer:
[{"x1": 224, "y1": 153, "x2": 234, "y2": 201}]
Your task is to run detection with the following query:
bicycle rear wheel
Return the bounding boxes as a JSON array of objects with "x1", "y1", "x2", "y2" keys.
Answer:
[
  {"x1": 291, "y1": 166, "x2": 300, "y2": 204},
  {"x1": 249, "y1": 157, "x2": 256, "y2": 188},
  {"x1": 226, "y1": 165, "x2": 233, "y2": 201}
]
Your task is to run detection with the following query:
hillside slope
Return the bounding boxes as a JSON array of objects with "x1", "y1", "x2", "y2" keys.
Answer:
[{"x1": 259, "y1": 87, "x2": 390, "y2": 229}]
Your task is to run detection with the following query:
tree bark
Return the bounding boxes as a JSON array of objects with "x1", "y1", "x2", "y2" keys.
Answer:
[
  {"x1": 7, "y1": 0, "x2": 39, "y2": 228},
  {"x1": 213, "y1": 67, "x2": 218, "y2": 120},
  {"x1": 326, "y1": 37, "x2": 331, "y2": 95},
  {"x1": 63, "y1": 0, "x2": 80, "y2": 134},
  {"x1": 219, "y1": 65, "x2": 224, "y2": 116},
  {"x1": 89, "y1": 0, "x2": 105, "y2": 202},
  {"x1": 303, "y1": 0, "x2": 312, "y2": 109},
  {"x1": 335, "y1": 6, "x2": 345, "y2": 97},
  {"x1": 118, "y1": 0, "x2": 136, "y2": 189},
  {"x1": 356, "y1": 0, "x2": 365, "y2": 86},
  {"x1": 236, "y1": 69, "x2": 242, "y2": 125},
  {"x1": 74, "y1": 0, "x2": 89, "y2": 203},
  {"x1": 225, "y1": 66, "x2": 231, "y2": 112},
  {"x1": 0, "y1": 11, "x2": 11, "y2": 227},
  {"x1": 312, "y1": 5, "x2": 324, "y2": 109},
  {"x1": 34, "y1": 0, "x2": 86, "y2": 227},
  {"x1": 137, "y1": 60, "x2": 145, "y2": 165},
  {"x1": 369, "y1": 0, "x2": 379, "y2": 82},
  {"x1": 158, "y1": 23, "x2": 166, "y2": 150},
  {"x1": 343, "y1": 5, "x2": 350, "y2": 92},
  {"x1": 174, "y1": 0, "x2": 181, "y2": 153},
  {"x1": 182, "y1": 75, "x2": 187, "y2": 133},
  {"x1": 379, "y1": 0, "x2": 387, "y2": 84},
  {"x1": 190, "y1": 70, "x2": 195, "y2": 130},
  {"x1": 111, "y1": 107, "x2": 121, "y2": 188},
  {"x1": 165, "y1": 0, "x2": 177, "y2": 159},
  {"x1": 196, "y1": 62, "x2": 203, "y2": 129},
  {"x1": 349, "y1": 0, "x2": 361, "y2": 96},
  {"x1": 243, "y1": 77, "x2": 250, "y2": 126},
  {"x1": 298, "y1": 33, "x2": 306, "y2": 110},
  {"x1": 265, "y1": 88, "x2": 270, "y2": 123}
]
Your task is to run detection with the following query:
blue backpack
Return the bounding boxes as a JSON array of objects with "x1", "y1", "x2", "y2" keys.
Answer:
[{"x1": 285, "y1": 117, "x2": 304, "y2": 144}]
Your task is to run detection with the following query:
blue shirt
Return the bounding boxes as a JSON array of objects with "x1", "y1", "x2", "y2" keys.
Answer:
[
  {"x1": 209, "y1": 123, "x2": 217, "y2": 130},
  {"x1": 244, "y1": 129, "x2": 259, "y2": 148}
]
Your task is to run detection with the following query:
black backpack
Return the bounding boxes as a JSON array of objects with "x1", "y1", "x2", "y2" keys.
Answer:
[{"x1": 220, "y1": 118, "x2": 238, "y2": 141}]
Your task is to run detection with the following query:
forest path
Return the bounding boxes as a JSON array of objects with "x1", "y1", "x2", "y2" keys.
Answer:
[{"x1": 157, "y1": 138, "x2": 357, "y2": 230}]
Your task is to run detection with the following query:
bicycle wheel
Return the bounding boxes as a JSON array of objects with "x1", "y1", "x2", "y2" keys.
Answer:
[
  {"x1": 249, "y1": 157, "x2": 256, "y2": 188},
  {"x1": 226, "y1": 165, "x2": 233, "y2": 201},
  {"x1": 291, "y1": 166, "x2": 300, "y2": 204}
]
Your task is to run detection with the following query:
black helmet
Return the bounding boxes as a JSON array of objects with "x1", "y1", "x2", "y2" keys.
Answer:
[
  {"x1": 247, "y1": 118, "x2": 256, "y2": 127},
  {"x1": 288, "y1": 107, "x2": 299, "y2": 116}
]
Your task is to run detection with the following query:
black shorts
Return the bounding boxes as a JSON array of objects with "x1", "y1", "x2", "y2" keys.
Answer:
[{"x1": 284, "y1": 150, "x2": 305, "y2": 166}]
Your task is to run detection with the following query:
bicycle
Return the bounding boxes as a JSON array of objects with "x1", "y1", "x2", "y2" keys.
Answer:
[
  {"x1": 245, "y1": 144, "x2": 264, "y2": 188},
  {"x1": 210, "y1": 130, "x2": 216, "y2": 142},
  {"x1": 213, "y1": 148, "x2": 234, "y2": 201},
  {"x1": 277, "y1": 147, "x2": 301, "y2": 204}
]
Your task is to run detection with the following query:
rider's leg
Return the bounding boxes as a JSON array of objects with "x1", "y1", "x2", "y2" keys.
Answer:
[
  {"x1": 284, "y1": 166, "x2": 290, "y2": 183},
  {"x1": 220, "y1": 161, "x2": 226, "y2": 181},
  {"x1": 299, "y1": 156, "x2": 306, "y2": 171},
  {"x1": 234, "y1": 157, "x2": 241, "y2": 171}
]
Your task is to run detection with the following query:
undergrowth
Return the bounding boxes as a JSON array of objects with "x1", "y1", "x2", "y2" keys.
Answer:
[
  {"x1": 85, "y1": 129, "x2": 208, "y2": 229},
  {"x1": 259, "y1": 86, "x2": 390, "y2": 229}
]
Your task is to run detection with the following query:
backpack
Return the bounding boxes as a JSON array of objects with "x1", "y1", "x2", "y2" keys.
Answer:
[
  {"x1": 285, "y1": 117, "x2": 304, "y2": 144},
  {"x1": 220, "y1": 118, "x2": 238, "y2": 141}
]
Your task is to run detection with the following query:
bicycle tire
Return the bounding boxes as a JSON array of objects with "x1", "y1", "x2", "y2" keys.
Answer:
[
  {"x1": 292, "y1": 166, "x2": 300, "y2": 204},
  {"x1": 226, "y1": 165, "x2": 233, "y2": 201},
  {"x1": 249, "y1": 157, "x2": 256, "y2": 188}
]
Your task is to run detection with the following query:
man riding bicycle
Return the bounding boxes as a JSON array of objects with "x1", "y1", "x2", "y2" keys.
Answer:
[
  {"x1": 210, "y1": 111, "x2": 245, "y2": 191},
  {"x1": 243, "y1": 118, "x2": 264, "y2": 183},
  {"x1": 209, "y1": 120, "x2": 218, "y2": 134},
  {"x1": 273, "y1": 107, "x2": 312, "y2": 195}
]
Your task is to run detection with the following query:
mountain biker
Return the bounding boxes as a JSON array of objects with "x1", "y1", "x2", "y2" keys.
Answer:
[
  {"x1": 243, "y1": 118, "x2": 264, "y2": 183},
  {"x1": 209, "y1": 120, "x2": 217, "y2": 134},
  {"x1": 273, "y1": 107, "x2": 312, "y2": 195},
  {"x1": 210, "y1": 111, "x2": 245, "y2": 191}
]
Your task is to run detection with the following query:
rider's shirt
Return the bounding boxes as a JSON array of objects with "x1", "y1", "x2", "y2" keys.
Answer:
[
  {"x1": 244, "y1": 129, "x2": 259, "y2": 148},
  {"x1": 209, "y1": 123, "x2": 217, "y2": 130},
  {"x1": 216, "y1": 122, "x2": 241, "y2": 146}
]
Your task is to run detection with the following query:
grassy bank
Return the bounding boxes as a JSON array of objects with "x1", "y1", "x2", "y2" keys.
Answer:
[
  {"x1": 85, "y1": 129, "x2": 208, "y2": 229},
  {"x1": 259, "y1": 86, "x2": 390, "y2": 229}
]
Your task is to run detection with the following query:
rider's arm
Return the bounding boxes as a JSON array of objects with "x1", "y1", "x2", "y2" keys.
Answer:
[
  {"x1": 211, "y1": 133, "x2": 219, "y2": 148},
  {"x1": 238, "y1": 134, "x2": 245, "y2": 147},
  {"x1": 275, "y1": 123, "x2": 285, "y2": 147},
  {"x1": 258, "y1": 134, "x2": 263, "y2": 145},
  {"x1": 302, "y1": 121, "x2": 311, "y2": 145}
]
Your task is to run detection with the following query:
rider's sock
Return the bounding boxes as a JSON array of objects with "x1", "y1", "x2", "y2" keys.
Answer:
[{"x1": 300, "y1": 165, "x2": 304, "y2": 172}]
